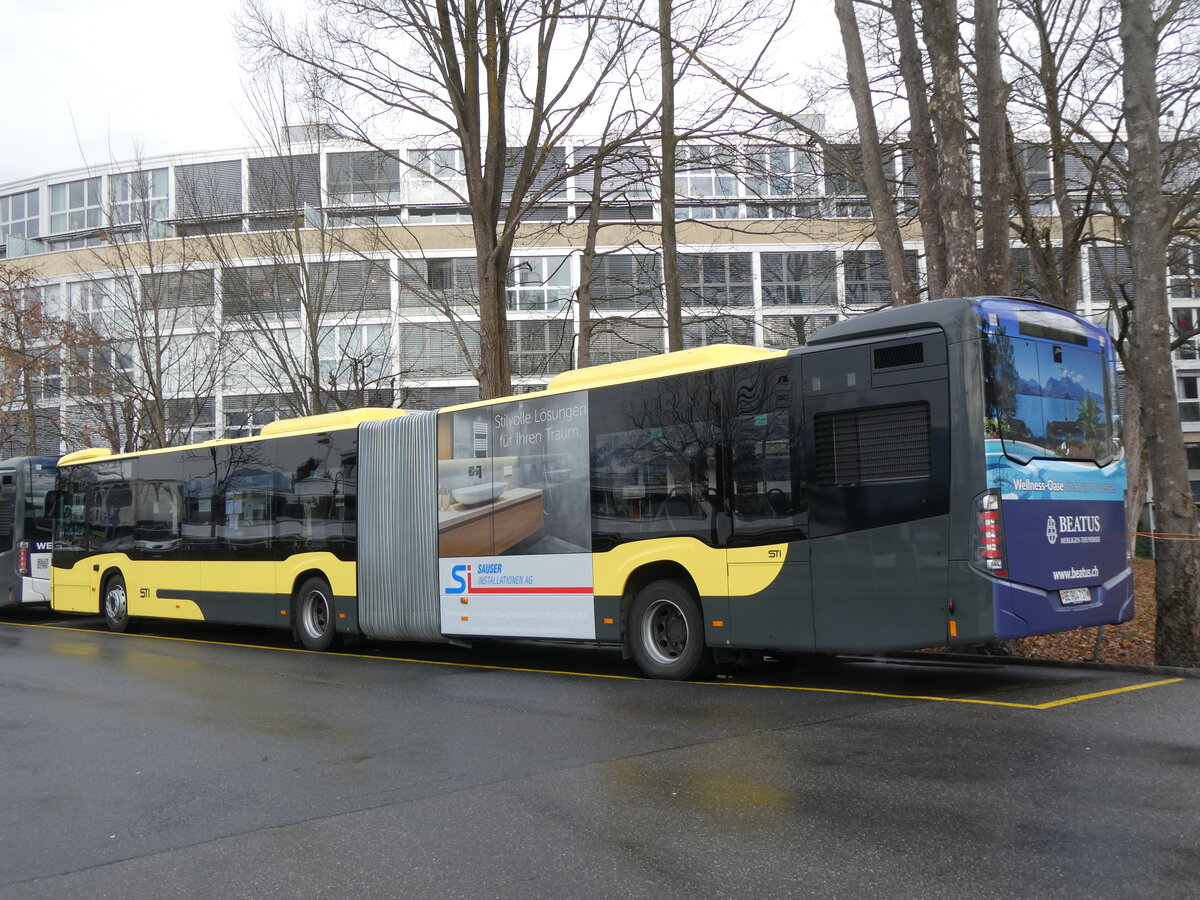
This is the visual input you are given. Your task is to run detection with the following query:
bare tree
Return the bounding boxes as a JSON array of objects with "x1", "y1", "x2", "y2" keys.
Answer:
[
  {"x1": 65, "y1": 161, "x2": 225, "y2": 451},
  {"x1": 242, "y1": 0, "x2": 648, "y2": 400},
  {"x1": 0, "y1": 265, "x2": 78, "y2": 454},
  {"x1": 975, "y1": 0, "x2": 1013, "y2": 294},
  {"x1": 892, "y1": 0, "x2": 948, "y2": 299},
  {"x1": 918, "y1": 0, "x2": 983, "y2": 297},
  {"x1": 1120, "y1": 0, "x2": 1200, "y2": 667},
  {"x1": 835, "y1": 0, "x2": 918, "y2": 305}
]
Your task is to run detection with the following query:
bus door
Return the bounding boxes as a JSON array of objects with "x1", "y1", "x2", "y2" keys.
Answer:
[
  {"x1": 51, "y1": 467, "x2": 100, "y2": 613},
  {"x1": 725, "y1": 357, "x2": 815, "y2": 652},
  {"x1": 803, "y1": 333, "x2": 952, "y2": 652},
  {"x1": 130, "y1": 450, "x2": 198, "y2": 620}
]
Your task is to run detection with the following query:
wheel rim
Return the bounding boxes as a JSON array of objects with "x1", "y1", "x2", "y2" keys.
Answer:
[
  {"x1": 105, "y1": 584, "x2": 126, "y2": 622},
  {"x1": 640, "y1": 597, "x2": 689, "y2": 665},
  {"x1": 302, "y1": 590, "x2": 330, "y2": 637}
]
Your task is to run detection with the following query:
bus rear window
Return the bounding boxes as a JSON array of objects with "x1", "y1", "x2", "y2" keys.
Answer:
[{"x1": 984, "y1": 324, "x2": 1118, "y2": 466}]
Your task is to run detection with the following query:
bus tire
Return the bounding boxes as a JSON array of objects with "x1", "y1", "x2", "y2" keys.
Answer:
[
  {"x1": 296, "y1": 577, "x2": 338, "y2": 652},
  {"x1": 629, "y1": 580, "x2": 713, "y2": 680},
  {"x1": 102, "y1": 573, "x2": 131, "y2": 634}
]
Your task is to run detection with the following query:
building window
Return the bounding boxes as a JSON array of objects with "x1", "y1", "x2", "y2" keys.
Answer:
[
  {"x1": 761, "y1": 251, "x2": 837, "y2": 305},
  {"x1": 109, "y1": 169, "x2": 168, "y2": 225},
  {"x1": 745, "y1": 145, "x2": 821, "y2": 199},
  {"x1": 1179, "y1": 374, "x2": 1200, "y2": 423},
  {"x1": 588, "y1": 317, "x2": 665, "y2": 364},
  {"x1": 137, "y1": 270, "x2": 216, "y2": 330},
  {"x1": 307, "y1": 260, "x2": 390, "y2": 313},
  {"x1": 1016, "y1": 144, "x2": 1053, "y2": 216},
  {"x1": 679, "y1": 253, "x2": 753, "y2": 309},
  {"x1": 396, "y1": 256, "x2": 478, "y2": 311},
  {"x1": 511, "y1": 319, "x2": 573, "y2": 377},
  {"x1": 508, "y1": 256, "x2": 572, "y2": 311},
  {"x1": 176, "y1": 160, "x2": 243, "y2": 221},
  {"x1": 843, "y1": 250, "x2": 919, "y2": 306},
  {"x1": 1172, "y1": 306, "x2": 1200, "y2": 361},
  {"x1": 407, "y1": 148, "x2": 465, "y2": 203},
  {"x1": 1169, "y1": 246, "x2": 1200, "y2": 300},
  {"x1": 761, "y1": 313, "x2": 836, "y2": 349},
  {"x1": 248, "y1": 154, "x2": 320, "y2": 213},
  {"x1": 398, "y1": 321, "x2": 480, "y2": 378},
  {"x1": 1, "y1": 189, "x2": 40, "y2": 241},
  {"x1": 68, "y1": 278, "x2": 134, "y2": 328},
  {"x1": 318, "y1": 323, "x2": 392, "y2": 390},
  {"x1": 586, "y1": 254, "x2": 662, "y2": 311},
  {"x1": 682, "y1": 315, "x2": 754, "y2": 349},
  {"x1": 677, "y1": 145, "x2": 738, "y2": 199},
  {"x1": 677, "y1": 144, "x2": 740, "y2": 219},
  {"x1": 49, "y1": 177, "x2": 101, "y2": 233},
  {"x1": 327, "y1": 150, "x2": 402, "y2": 206},
  {"x1": 221, "y1": 265, "x2": 303, "y2": 319}
]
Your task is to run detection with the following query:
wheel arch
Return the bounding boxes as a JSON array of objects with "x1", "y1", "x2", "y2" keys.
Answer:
[
  {"x1": 99, "y1": 566, "x2": 125, "y2": 611},
  {"x1": 620, "y1": 561, "x2": 700, "y2": 646},
  {"x1": 290, "y1": 568, "x2": 335, "y2": 630}
]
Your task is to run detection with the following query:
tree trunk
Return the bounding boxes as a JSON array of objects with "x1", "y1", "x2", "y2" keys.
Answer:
[
  {"x1": 1120, "y1": 0, "x2": 1200, "y2": 667},
  {"x1": 835, "y1": 0, "x2": 918, "y2": 306},
  {"x1": 920, "y1": 0, "x2": 982, "y2": 297},
  {"x1": 1120, "y1": 360, "x2": 1148, "y2": 559},
  {"x1": 893, "y1": 0, "x2": 947, "y2": 300},
  {"x1": 975, "y1": 0, "x2": 1012, "y2": 295},
  {"x1": 659, "y1": 0, "x2": 683, "y2": 351}
]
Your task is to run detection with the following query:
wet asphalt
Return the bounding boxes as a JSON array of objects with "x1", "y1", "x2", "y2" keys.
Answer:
[{"x1": 1, "y1": 611, "x2": 1197, "y2": 900}]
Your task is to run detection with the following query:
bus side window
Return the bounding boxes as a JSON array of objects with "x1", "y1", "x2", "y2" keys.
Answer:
[
  {"x1": 590, "y1": 372, "x2": 722, "y2": 549},
  {"x1": 729, "y1": 360, "x2": 807, "y2": 545}
]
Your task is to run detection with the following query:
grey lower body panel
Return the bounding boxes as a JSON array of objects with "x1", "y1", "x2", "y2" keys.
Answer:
[{"x1": 357, "y1": 412, "x2": 445, "y2": 642}]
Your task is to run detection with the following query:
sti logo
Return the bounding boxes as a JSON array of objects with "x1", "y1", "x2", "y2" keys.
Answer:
[
  {"x1": 445, "y1": 564, "x2": 471, "y2": 594},
  {"x1": 1045, "y1": 516, "x2": 1058, "y2": 545}
]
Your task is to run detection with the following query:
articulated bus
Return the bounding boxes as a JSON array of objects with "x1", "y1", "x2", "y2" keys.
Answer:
[
  {"x1": 0, "y1": 456, "x2": 58, "y2": 610},
  {"x1": 50, "y1": 297, "x2": 1132, "y2": 679}
]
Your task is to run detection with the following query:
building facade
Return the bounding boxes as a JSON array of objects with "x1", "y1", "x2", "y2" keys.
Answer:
[{"x1": 1, "y1": 135, "x2": 1197, "y2": 490}]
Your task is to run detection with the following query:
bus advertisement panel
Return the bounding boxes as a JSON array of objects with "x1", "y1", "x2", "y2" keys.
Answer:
[
  {"x1": 436, "y1": 391, "x2": 593, "y2": 639},
  {"x1": 981, "y1": 299, "x2": 1130, "y2": 637}
]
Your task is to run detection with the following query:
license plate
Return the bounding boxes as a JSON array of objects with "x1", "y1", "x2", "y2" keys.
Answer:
[{"x1": 1060, "y1": 587, "x2": 1091, "y2": 605}]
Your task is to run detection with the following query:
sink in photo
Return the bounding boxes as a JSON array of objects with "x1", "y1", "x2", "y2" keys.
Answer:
[{"x1": 452, "y1": 481, "x2": 507, "y2": 506}]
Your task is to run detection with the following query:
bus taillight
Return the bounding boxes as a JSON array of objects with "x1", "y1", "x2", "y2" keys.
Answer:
[
  {"x1": 17, "y1": 541, "x2": 29, "y2": 577},
  {"x1": 973, "y1": 492, "x2": 1007, "y2": 577}
]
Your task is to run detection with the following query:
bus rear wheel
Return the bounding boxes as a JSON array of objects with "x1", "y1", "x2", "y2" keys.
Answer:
[
  {"x1": 629, "y1": 580, "x2": 713, "y2": 680},
  {"x1": 102, "y1": 574, "x2": 130, "y2": 633},
  {"x1": 296, "y1": 577, "x2": 338, "y2": 652}
]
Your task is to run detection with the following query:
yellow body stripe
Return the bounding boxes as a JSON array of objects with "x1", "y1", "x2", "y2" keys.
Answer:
[{"x1": 593, "y1": 537, "x2": 788, "y2": 598}]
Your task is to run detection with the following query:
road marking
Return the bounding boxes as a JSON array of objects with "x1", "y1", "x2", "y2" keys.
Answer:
[
  {"x1": 0, "y1": 620, "x2": 1185, "y2": 708},
  {"x1": 705, "y1": 676, "x2": 1185, "y2": 708}
]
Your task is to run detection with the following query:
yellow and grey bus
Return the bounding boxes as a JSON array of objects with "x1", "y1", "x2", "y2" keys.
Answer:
[{"x1": 51, "y1": 297, "x2": 1132, "y2": 679}]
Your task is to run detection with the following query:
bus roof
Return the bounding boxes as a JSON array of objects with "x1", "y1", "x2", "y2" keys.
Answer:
[
  {"x1": 56, "y1": 408, "x2": 409, "y2": 469},
  {"x1": 806, "y1": 296, "x2": 1073, "y2": 347},
  {"x1": 442, "y1": 344, "x2": 784, "y2": 415}
]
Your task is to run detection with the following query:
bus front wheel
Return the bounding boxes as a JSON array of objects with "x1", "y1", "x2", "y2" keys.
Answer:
[
  {"x1": 629, "y1": 580, "x2": 713, "y2": 680},
  {"x1": 102, "y1": 574, "x2": 130, "y2": 633},
  {"x1": 295, "y1": 577, "x2": 338, "y2": 652}
]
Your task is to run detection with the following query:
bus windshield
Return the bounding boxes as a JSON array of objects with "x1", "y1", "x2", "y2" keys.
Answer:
[
  {"x1": 26, "y1": 461, "x2": 57, "y2": 542},
  {"x1": 983, "y1": 310, "x2": 1119, "y2": 466}
]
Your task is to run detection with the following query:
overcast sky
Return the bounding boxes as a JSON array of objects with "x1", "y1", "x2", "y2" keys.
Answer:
[
  {"x1": 0, "y1": 0, "x2": 263, "y2": 184},
  {"x1": 0, "y1": 0, "x2": 839, "y2": 187}
]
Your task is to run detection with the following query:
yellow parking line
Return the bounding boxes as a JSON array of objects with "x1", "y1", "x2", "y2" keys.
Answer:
[
  {"x1": 1, "y1": 620, "x2": 1185, "y2": 707},
  {"x1": 713, "y1": 676, "x2": 1185, "y2": 708}
]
